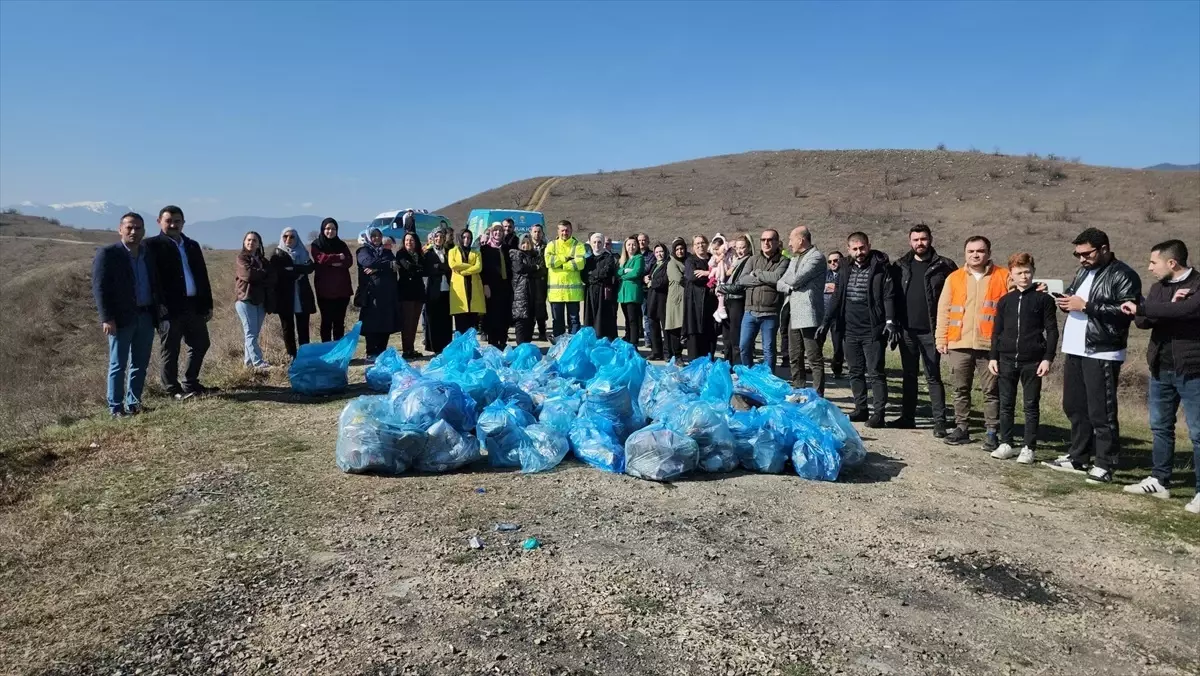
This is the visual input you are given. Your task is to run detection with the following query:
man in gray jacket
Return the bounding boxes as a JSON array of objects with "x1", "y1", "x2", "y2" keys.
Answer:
[
  {"x1": 777, "y1": 225, "x2": 826, "y2": 394},
  {"x1": 722, "y1": 229, "x2": 788, "y2": 369}
]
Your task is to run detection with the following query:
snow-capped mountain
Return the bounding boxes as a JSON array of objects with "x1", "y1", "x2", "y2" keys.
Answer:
[{"x1": 7, "y1": 201, "x2": 142, "y2": 228}]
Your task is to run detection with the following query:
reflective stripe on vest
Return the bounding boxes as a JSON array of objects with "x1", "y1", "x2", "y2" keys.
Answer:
[{"x1": 945, "y1": 266, "x2": 1009, "y2": 342}]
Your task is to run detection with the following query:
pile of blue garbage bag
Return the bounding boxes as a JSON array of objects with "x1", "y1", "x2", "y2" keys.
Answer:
[{"x1": 336, "y1": 327, "x2": 868, "y2": 482}]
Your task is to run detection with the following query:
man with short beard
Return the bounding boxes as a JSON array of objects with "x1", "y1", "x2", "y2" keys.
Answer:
[
  {"x1": 891, "y1": 224, "x2": 957, "y2": 437},
  {"x1": 1043, "y1": 228, "x2": 1140, "y2": 484},
  {"x1": 1122, "y1": 239, "x2": 1200, "y2": 512}
]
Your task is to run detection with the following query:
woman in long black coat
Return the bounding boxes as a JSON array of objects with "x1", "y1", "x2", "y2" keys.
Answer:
[
  {"x1": 644, "y1": 242, "x2": 669, "y2": 360},
  {"x1": 508, "y1": 235, "x2": 542, "y2": 345},
  {"x1": 582, "y1": 232, "x2": 618, "y2": 340},
  {"x1": 422, "y1": 229, "x2": 454, "y2": 355},
  {"x1": 480, "y1": 227, "x2": 513, "y2": 350},
  {"x1": 356, "y1": 227, "x2": 399, "y2": 359},
  {"x1": 394, "y1": 232, "x2": 426, "y2": 359},
  {"x1": 683, "y1": 234, "x2": 718, "y2": 359},
  {"x1": 269, "y1": 227, "x2": 317, "y2": 358}
]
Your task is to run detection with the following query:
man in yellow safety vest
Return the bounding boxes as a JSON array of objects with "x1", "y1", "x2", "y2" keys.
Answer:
[{"x1": 544, "y1": 219, "x2": 587, "y2": 337}]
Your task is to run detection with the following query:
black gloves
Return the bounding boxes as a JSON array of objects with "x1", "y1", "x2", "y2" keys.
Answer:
[{"x1": 883, "y1": 323, "x2": 901, "y2": 350}]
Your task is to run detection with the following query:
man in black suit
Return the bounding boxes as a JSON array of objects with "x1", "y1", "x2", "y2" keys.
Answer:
[
  {"x1": 145, "y1": 205, "x2": 216, "y2": 398},
  {"x1": 92, "y1": 212, "x2": 159, "y2": 416}
]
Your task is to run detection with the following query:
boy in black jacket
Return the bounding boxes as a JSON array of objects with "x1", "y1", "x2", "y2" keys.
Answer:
[{"x1": 988, "y1": 253, "x2": 1058, "y2": 463}]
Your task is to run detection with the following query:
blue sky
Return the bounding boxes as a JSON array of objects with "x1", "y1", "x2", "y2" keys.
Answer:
[{"x1": 1, "y1": 0, "x2": 1197, "y2": 221}]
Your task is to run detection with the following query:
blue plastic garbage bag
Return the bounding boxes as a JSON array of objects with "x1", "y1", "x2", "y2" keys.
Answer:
[
  {"x1": 478, "y1": 398, "x2": 536, "y2": 468},
  {"x1": 569, "y1": 412, "x2": 625, "y2": 473},
  {"x1": 416, "y1": 419, "x2": 482, "y2": 473},
  {"x1": 624, "y1": 422, "x2": 700, "y2": 481},
  {"x1": 393, "y1": 379, "x2": 477, "y2": 433},
  {"x1": 678, "y1": 355, "x2": 714, "y2": 394},
  {"x1": 740, "y1": 406, "x2": 794, "y2": 474},
  {"x1": 733, "y1": 362, "x2": 793, "y2": 405},
  {"x1": 700, "y1": 359, "x2": 734, "y2": 406},
  {"x1": 538, "y1": 389, "x2": 584, "y2": 434},
  {"x1": 589, "y1": 343, "x2": 616, "y2": 370},
  {"x1": 638, "y1": 363, "x2": 689, "y2": 422},
  {"x1": 504, "y1": 342, "x2": 543, "y2": 372},
  {"x1": 436, "y1": 361, "x2": 503, "y2": 412},
  {"x1": 557, "y1": 327, "x2": 598, "y2": 381},
  {"x1": 365, "y1": 347, "x2": 420, "y2": 393},
  {"x1": 791, "y1": 420, "x2": 842, "y2": 481},
  {"x1": 799, "y1": 397, "x2": 867, "y2": 466},
  {"x1": 581, "y1": 385, "x2": 643, "y2": 442},
  {"x1": 498, "y1": 383, "x2": 535, "y2": 416},
  {"x1": 519, "y1": 424, "x2": 570, "y2": 473},
  {"x1": 424, "y1": 328, "x2": 481, "y2": 374},
  {"x1": 334, "y1": 396, "x2": 426, "y2": 475},
  {"x1": 477, "y1": 345, "x2": 506, "y2": 371},
  {"x1": 591, "y1": 349, "x2": 647, "y2": 398},
  {"x1": 661, "y1": 401, "x2": 738, "y2": 472},
  {"x1": 289, "y1": 321, "x2": 362, "y2": 395}
]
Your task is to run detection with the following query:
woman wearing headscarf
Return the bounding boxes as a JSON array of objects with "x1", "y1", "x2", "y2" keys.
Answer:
[
  {"x1": 509, "y1": 234, "x2": 543, "y2": 345},
  {"x1": 234, "y1": 231, "x2": 273, "y2": 369},
  {"x1": 422, "y1": 228, "x2": 454, "y2": 354},
  {"x1": 394, "y1": 231, "x2": 426, "y2": 359},
  {"x1": 617, "y1": 235, "x2": 645, "y2": 347},
  {"x1": 583, "y1": 231, "x2": 618, "y2": 340},
  {"x1": 356, "y1": 227, "x2": 400, "y2": 359},
  {"x1": 449, "y1": 228, "x2": 486, "y2": 333},
  {"x1": 310, "y1": 217, "x2": 353, "y2": 342},
  {"x1": 665, "y1": 238, "x2": 688, "y2": 360},
  {"x1": 683, "y1": 234, "x2": 718, "y2": 359},
  {"x1": 644, "y1": 242, "x2": 670, "y2": 360},
  {"x1": 480, "y1": 225, "x2": 514, "y2": 349},
  {"x1": 270, "y1": 227, "x2": 317, "y2": 358}
]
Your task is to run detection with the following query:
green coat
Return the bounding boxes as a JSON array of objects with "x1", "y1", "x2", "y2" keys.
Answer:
[
  {"x1": 665, "y1": 257, "x2": 686, "y2": 331},
  {"x1": 617, "y1": 254, "x2": 645, "y2": 304}
]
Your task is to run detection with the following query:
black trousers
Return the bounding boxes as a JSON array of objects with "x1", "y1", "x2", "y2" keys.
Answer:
[
  {"x1": 998, "y1": 355, "x2": 1043, "y2": 449},
  {"x1": 426, "y1": 295, "x2": 452, "y2": 354},
  {"x1": 536, "y1": 279, "x2": 548, "y2": 340},
  {"x1": 647, "y1": 316, "x2": 665, "y2": 358},
  {"x1": 688, "y1": 333, "x2": 714, "y2": 360},
  {"x1": 845, "y1": 331, "x2": 887, "y2": 416},
  {"x1": 621, "y1": 303, "x2": 643, "y2": 346},
  {"x1": 778, "y1": 305, "x2": 790, "y2": 369},
  {"x1": 724, "y1": 298, "x2": 745, "y2": 365},
  {"x1": 364, "y1": 332, "x2": 390, "y2": 358},
  {"x1": 158, "y1": 307, "x2": 210, "y2": 394},
  {"x1": 514, "y1": 317, "x2": 535, "y2": 344},
  {"x1": 898, "y1": 329, "x2": 946, "y2": 423},
  {"x1": 828, "y1": 324, "x2": 844, "y2": 374},
  {"x1": 1063, "y1": 355, "x2": 1122, "y2": 470},
  {"x1": 317, "y1": 297, "x2": 349, "y2": 343},
  {"x1": 665, "y1": 328, "x2": 683, "y2": 360},
  {"x1": 454, "y1": 312, "x2": 479, "y2": 334},
  {"x1": 279, "y1": 312, "x2": 311, "y2": 357},
  {"x1": 788, "y1": 326, "x2": 825, "y2": 395}
]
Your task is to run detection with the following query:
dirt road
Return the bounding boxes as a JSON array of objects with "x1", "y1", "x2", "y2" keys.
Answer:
[{"x1": 2, "y1": 364, "x2": 1197, "y2": 676}]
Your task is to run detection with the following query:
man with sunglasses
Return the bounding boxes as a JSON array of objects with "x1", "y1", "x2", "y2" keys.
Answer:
[{"x1": 1044, "y1": 228, "x2": 1141, "y2": 484}]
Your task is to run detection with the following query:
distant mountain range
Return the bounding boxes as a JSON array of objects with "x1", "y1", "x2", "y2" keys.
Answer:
[
  {"x1": 1143, "y1": 163, "x2": 1200, "y2": 171},
  {"x1": 3, "y1": 201, "x2": 366, "y2": 248}
]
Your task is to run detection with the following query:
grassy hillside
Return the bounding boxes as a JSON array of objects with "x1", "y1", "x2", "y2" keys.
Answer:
[{"x1": 438, "y1": 149, "x2": 1200, "y2": 280}]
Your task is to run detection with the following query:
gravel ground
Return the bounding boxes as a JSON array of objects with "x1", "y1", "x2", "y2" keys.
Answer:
[{"x1": 6, "y1": 370, "x2": 1199, "y2": 676}]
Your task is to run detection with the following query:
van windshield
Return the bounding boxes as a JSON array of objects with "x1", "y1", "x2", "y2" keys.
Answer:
[{"x1": 368, "y1": 216, "x2": 397, "y2": 230}]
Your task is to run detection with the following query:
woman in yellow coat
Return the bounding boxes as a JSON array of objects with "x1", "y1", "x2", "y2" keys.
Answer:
[{"x1": 448, "y1": 228, "x2": 486, "y2": 332}]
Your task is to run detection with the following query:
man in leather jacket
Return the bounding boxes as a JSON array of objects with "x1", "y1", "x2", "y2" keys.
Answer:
[
  {"x1": 1043, "y1": 228, "x2": 1141, "y2": 484},
  {"x1": 890, "y1": 224, "x2": 957, "y2": 436}
]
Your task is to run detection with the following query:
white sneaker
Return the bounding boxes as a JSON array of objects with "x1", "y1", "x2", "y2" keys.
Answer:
[
  {"x1": 1085, "y1": 466, "x2": 1112, "y2": 484},
  {"x1": 1016, "y1": 447, "x2": 1035, "y2": 465},
  {"x1": 1186, "y1": 495, "x2": 1200, "y2": 515},
  {"x1": 990, "y1": 443, "x2": 1019, "y2": 460},
  {"x1": 1122, "y1": 477, "x2": 1170, "y2": 499},
  {"x1": 1042, "y1": 455, "x2": 1086, "y2": 474}
]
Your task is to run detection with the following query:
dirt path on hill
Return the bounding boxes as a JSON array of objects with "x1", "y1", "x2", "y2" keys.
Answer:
[{"x1": 2, "y1": 356, "x2": 1197, "y2": 676}]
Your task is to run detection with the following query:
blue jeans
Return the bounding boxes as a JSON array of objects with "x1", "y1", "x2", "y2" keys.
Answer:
[
  {"x1": 235, "y1": 300, "x2": 267, "y2": 366},
  {"x1": 739, "y1": 313, "x2": 778, "y2": 369},
  {"x1": 107, "y1": 311, "x2": 155, "y2": 412},
  {"x1": 551, "y1": 302, "x2": 580, "y2": 338},
  {"x1": 1148, "y1": 370, "x2": 1200, "y2": 491},
  {"x1": 641, "y1": 300, "x2": 652, "y2": 346}
]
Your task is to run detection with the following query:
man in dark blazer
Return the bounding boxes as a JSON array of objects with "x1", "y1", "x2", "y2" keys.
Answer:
[
  {"x1": 144, "y1": 205, "x2": 215, "y2": 398},
  {"x1": 92, "y1": 212, "x2": 159, "y2": 416}
]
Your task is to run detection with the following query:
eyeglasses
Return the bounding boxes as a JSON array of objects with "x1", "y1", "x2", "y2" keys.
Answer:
[{"x1": 1074, "y1": 248, "x2": 1098, "y2": 259}]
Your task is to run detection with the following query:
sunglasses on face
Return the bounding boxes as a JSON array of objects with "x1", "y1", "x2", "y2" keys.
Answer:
[{"x1": 1074, "y1": 248, "x2": 1099, "y2": 259}]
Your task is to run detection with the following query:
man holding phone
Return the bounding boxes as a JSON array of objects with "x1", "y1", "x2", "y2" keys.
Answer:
[
  {"x1": 1043, "y1": 228, "x2": 1141, "y2": 485},
  {"x1": 1120, "y1": 239, "x2": 1200, "y2": 514}
]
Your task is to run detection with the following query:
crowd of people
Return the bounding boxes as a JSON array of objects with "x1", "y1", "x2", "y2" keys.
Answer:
[{"x1": 93, "y1": 206, "x2": 1198, "y2": 514}]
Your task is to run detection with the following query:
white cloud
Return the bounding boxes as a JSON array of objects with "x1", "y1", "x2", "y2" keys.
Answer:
[{"x1": 300, "y1": 202, "x2": 314, "y2": 209}]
